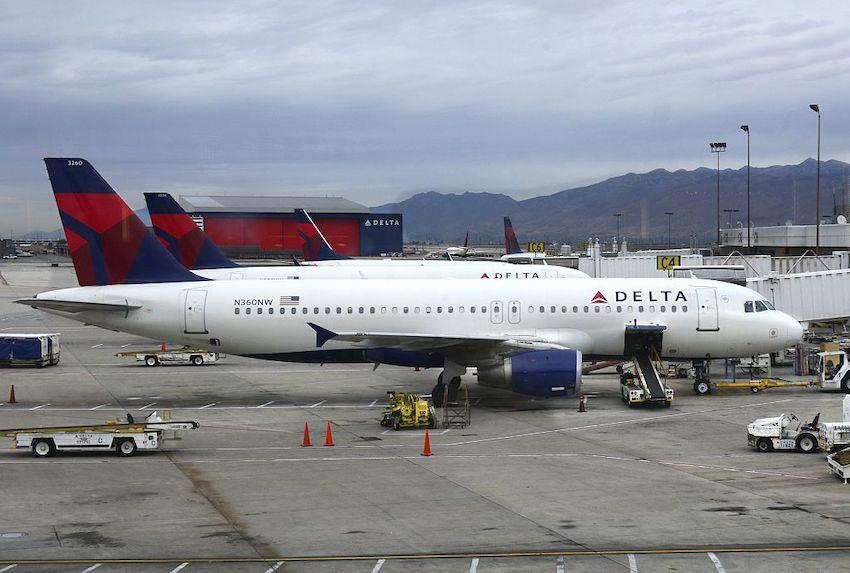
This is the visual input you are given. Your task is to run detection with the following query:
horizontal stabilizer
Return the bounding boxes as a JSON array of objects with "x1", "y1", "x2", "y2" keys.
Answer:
[{"x1": 15, "y1": 298, "x2": 141, "y2": 313}]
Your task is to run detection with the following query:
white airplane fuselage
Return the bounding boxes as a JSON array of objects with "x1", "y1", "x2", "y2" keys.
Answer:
[{"x1": 30, "y1": 277, "x2": 801, "y2": 365}]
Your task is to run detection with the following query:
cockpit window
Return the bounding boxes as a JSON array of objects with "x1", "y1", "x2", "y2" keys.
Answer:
[
  {"x1": 755, "y1": 300, "x2": 769, "y2": 312},
  {"x1": 744, "y1": 301, "x2": 754, "y2": 313},
  {"x1": 746, "y1": 300, "x2": 775, "y2": 312},
  {"x1": 763, "y1": 301, "x2": 775, "y2": 310}
]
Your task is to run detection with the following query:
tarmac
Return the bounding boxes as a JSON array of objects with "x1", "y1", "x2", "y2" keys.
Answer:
[{"x1": 2, "y1": 261, "x2": 850, "y2": 572}]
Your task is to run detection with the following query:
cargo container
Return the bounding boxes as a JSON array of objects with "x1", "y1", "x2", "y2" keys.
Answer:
[{"x1": 0, "y1": 334, "x2": 60, "y2": 367}]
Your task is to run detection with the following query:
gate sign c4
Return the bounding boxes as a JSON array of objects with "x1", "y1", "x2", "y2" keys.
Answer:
[
  {"x1": 527, "y1": 242, "x2": 546, "y2": 253},
  {"x1": 656, "y1": 255, "x2": 681, "y2": 270}
]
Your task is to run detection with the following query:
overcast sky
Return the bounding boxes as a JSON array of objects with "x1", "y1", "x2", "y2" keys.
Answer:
[{"x1": 2, "y1": 1, "x2": 850, "y2": 234}]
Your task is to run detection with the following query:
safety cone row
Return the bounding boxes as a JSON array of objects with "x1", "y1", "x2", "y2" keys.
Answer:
[
  {"x1": 8, "y1": 385, "x2": 16, "y2": 404},
  {"x1": 421, "y1": 430, "x2": 433, "y2": 456}
]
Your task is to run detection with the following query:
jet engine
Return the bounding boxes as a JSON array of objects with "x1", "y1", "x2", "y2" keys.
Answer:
[{"x1": 476, "y1": 349, "x2": 582, "y2": 397}]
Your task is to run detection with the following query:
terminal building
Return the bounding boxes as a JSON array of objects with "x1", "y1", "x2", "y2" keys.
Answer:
[
  {"x1": 720, "y1": 222, "x2": 850, "y2": 255},
  {"x1": 179, "y1": 195, "x2": 402, "y2": 258}
]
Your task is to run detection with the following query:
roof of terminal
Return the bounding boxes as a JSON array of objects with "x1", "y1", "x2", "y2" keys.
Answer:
[{"x1": 178, "y1": 195, "x2": 369, "y2": 214}]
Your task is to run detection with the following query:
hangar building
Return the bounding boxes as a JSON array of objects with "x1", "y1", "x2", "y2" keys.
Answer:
[{"x1": 179, "y1": 195, "x2": 403, "y2": 258}]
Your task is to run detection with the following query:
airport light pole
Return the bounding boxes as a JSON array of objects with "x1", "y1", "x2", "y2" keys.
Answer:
[
  {"x1": 710, "y1": 142, "x2": 727, "y2": 245},
  {"x1": 810, "y1": 104, "x2": 821, "y2": 254},
  {"x1": 740, "y1": 125, "x2": 751, "y2": 249},
  {"x1": 664, "y1": 211, "x2": 674, "y2": 248},
  {"x1": 613, "y1": 213, "x2": 622, "y2": 248}
]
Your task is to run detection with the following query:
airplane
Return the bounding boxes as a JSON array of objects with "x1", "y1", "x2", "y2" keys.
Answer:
[
  {"x1": 445, "y1": 232, "x2": 474, "y2": 258},
  {"x1": 144, "y1": 191, "x2": 587, "y2": 280},
  {"x1": 20, "y1": 158, "x2": 803, "y2": 402},
  {"x1": 501, "y1": 216, "x2": 548, "y2": 262}
]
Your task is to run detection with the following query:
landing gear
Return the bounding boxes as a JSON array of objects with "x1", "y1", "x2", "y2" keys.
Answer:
[
  {"x1": 447, "y1": 376, "x2": 462, "y2": 402},
  {"x1": 692, "y1": 359, "x2": 712, "y2": 395},
  {"x1": 431, "y1": 362, "x2": 467, "y2": 408},
  {"x1": 431, "y1": 373, "x2": 446, "y2": 408}
]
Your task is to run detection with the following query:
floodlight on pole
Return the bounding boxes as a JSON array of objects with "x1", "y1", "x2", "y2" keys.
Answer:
[
  {"x1": 709, "y1": 141, "x2": 727, "y2": 245},
  {"x1": 740, "y1": 125, "x2": 751, "y2": 248},
  {"x1": 810, "y1": 104, "x2": 821, "y2": 254}
]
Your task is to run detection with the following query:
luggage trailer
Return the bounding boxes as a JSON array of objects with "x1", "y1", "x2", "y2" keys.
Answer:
[{"x1": 1, "y1": 413, "x2": 199, "y2": 457}]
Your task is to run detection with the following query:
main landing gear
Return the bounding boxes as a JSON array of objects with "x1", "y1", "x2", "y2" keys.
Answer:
[{"x1": 431, "y1": 362, "x2": 466, "y2": 407}]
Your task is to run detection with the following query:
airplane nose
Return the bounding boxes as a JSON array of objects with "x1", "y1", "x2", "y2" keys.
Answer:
[{"x1": 786, "y1": 315, "x2": 804, "y2": 345}]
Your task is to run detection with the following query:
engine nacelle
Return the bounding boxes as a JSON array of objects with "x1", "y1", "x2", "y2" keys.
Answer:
[{"x1": 476, "y1": 349, "x2": 582, "y2": 397}]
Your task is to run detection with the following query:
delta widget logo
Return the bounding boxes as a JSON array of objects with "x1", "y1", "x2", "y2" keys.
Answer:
[{"x1": 591, "y1": 291, "x2": 608, "y2": 304}]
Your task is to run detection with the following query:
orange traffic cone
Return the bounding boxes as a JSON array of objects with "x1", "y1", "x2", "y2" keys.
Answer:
[
  {"x1": 301, "y1": 422, "x2": 312, "y2": 447},
  {"x1": 421, "y1": 430, "x2": 433, "y2": 457},
  {"x1": 578, "y1": 393, "x2": 587, "y2": 413},
  {"x1": 324, "y1": 421, "x2": 335, "y2": 447},
  {"x1": 8, "y1": 385, "x2": 16, "y2": 404}
]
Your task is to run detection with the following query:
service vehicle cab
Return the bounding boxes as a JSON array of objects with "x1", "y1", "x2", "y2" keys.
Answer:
[
  {"x1": 747, "y1": 412, "x2": 820, "y2": 453},
  {"x1": 818, "y1": 350, "x2": 850, "y2": 392}
]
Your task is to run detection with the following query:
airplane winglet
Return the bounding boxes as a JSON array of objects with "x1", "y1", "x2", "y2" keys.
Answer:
[{"x1": 307, "y1": 322, "x2": 338, "y2": 347}]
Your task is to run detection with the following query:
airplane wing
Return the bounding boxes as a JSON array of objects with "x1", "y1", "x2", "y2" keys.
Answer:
[
  {"x1": 15, "y1": 298, "x2": 141, "y2": 313},
  {"x1": 307, "y1": 323, "x2": 566, "y2": 355}
]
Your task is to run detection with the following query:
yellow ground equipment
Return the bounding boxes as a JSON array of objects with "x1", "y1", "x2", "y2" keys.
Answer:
[
  {"x1": 380, "y1": 392, "x2": 436, "y2": 430},
  {"x1": 712, "y1": 378, "x2": 818, "y2": 393}
]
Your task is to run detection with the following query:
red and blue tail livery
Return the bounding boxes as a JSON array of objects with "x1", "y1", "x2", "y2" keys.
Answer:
[
  {"x1": 504, "y1": 217, "x2": 522, "y2": 255},
  {"x1": 144, "y1": 192, "x2": 237, "y2": 270},
  {"x1": 295, "y1": 209, "x2": 351, "y2": 261},
  {"x1": 44, "y1": 158, "x2": 206, "y2": 286}
]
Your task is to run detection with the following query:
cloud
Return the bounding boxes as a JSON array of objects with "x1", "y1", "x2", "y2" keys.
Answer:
[{"x1": 1, "y1": 0, "x2": 850, "y2": 232}]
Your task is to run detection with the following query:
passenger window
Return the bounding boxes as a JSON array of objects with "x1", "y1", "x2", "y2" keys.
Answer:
[
  {"x1": 671, "y1": 305, "x2": 677, "y2": 313},
  {"x1": 314, "y1": 307, "x2": 319, "y2": 314},
  {"x1": 302, "y1": 308, "x2": 308, "y2": 314},
  {"x1": 246, "y1": 308, "x2": 252, "y2": 315},
  {"x1": 234, "y1": 308, "x2": 240, "y2": 315},
  {"x1": 269, "y1": 308, "x2": 274, "y2": 315},
  {"x1": 336, "y1": 307, "x2": 342, "y2": 314},
  {"x1": 649, "y1": 305, "x2": 655, "y2": 313},
  {"x1": 279, "y1": 308, "x2": 285, "y2": 314},
  {"x1": 540, "y1": 306, "x2": 545, "y2": 313},
  {"x1": 744, "y1": 301, "x2": 754, "y2": 313},
  {"x1": 605, "y1": 306, "x2": 611, "y2": 313},
  {"x1": 583, "y1": 306, "x2": 589, "y2": 313},
  {"x1": 459, "y1": 306, "x2": 465, "y2": 313},
  {"x1": 392, "y1": 307, "x2": 398, "y2": 314},
  {"x1": 403, "y1": 307, "x2": 409, "y2": 314},
  {"x1": 573, "y1": 306, "x2": 578, "y2": 313},
  {"x1": 638, "y1": 305, "x2": 644, "y2": 312},
  {"x1": 562, "y1": 306, "x2": 567, "y2": 313},
  {"x1": 325, "y1": 307, "x2": 331, "y2": 314},
  {"x1": 359, "y1": 307, "x2": 364, "y2": 314},
  {"x1": 448, "y1": 306, "x2": 454, "y2": 313},
  {"x1": 550, "y1": 306, "x2": 556, "y2": 313},
  {"x1": 627, "y1": 305, "x2": 633, "y2": 313},
  {"x1": 292, "y1": 308, "x2": 297, "y2": 314},
  {"x1": 381, "y1": 307, "x2": 387, "y2": 314},
  {"x1": 437, "y1": 307, "x2": 442, "y2": 313},
  {"x1": 481, "y1": 306, "x2": 487, "y2": 313},
  {"x1": 616, "y1": 306, "x2": 622, "y2": 313},
  {"x1": 660, "y1": 305, "x2": 665, "y2": 312},
  {"x1": 347, "y1": 307, "x2": 353, "y2": 314},
  {"x1": 415, "y1": 306, "x2": 421, "y2": 313},
  {"x1": 594, "y1": 306, "x2": 600, "y2": 313},
  {"x1": 682, "y1": 305, "x2": 688, "y2": 312},
  {"x1": 370, "y1": 307, "x2": 376, "y2": 314},
  {"x1": 257, "y1": 308, "x2": 263, "y2": 315},
  {"x1": 470, "y1": 306, "x2": 475, "y2": 313},
  {"x1": 528, "y1": 306, "x2": 535, "y2": 313},
  {"x1": 426, "y1": 306, "x2": 432, "y2": 313}
]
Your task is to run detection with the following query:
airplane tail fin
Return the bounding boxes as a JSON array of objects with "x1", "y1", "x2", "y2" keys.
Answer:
[
  {"x1": 144, "y1": 192, "x2": 237, "y2": 270},
  {"x1": 463, "y1": 231, "x2": 469, "y2": 248},
  {"x1": 44, "y1": 158, "x2": 207, "y2": 286},
  {"x1": 294, "y1": 209, "x2": 351, "y2": 261},
  {"x1": 503, "y1": 217, "x2": 522, "y2": 255}
]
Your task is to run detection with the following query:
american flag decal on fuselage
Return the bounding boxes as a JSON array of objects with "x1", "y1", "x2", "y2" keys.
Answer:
[{"x1": 280, "y1": 295, "x2": 301, "y2": 305}]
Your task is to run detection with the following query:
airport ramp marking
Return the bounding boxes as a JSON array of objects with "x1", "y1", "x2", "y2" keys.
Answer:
[
  {"x1": 169, "y1": 563, "x2": 189, "y2": 573},
  {"x1": 198, "y1": 403, "x2": 217, "y2": 409},
  {"x1": 371, "y1": 558, "x2": 386, "y2": 572},
  {"x1": 0, "y1": 565, "x2": 17, "y2": 572},
  {"x1": 139, "y1": 403, "x2": 156, "y2": 410},
  {"x1": 257, "y1": 401, "x2": 275, "y2": 408},
  {"x1": 628, "y1": 553, "x2": 638, "y2": 572},
  {"x1": 309, "y1": 400, "x2": 327, "y2": 408},
  {"x1": 80, "y1": 565, "x2": 101, "y2": 573},
  {"x1": 89, "y1": 404, "x2": 108, "y2": 410},
  {"x1": 28, "y1": 404, "x2": 48, "y2": 411},
  {"x1": 90, "y1": 344, "x2": 103, "y2": 348},
  {"x1": 369, "y1": 400, "x2": 378, "y2": 407},
  {"x1": 707, "y1": 552, "x2": 726, "y2": 573},
  {"x1": 263, "y1": 562, "x2": 284, "y2": 573},
  {"x1": 469, "y1": 557, "x2": 479, "y2": 572},
  {"x1": 556, "y1": 555, "x2": 565, "y2": 573}
]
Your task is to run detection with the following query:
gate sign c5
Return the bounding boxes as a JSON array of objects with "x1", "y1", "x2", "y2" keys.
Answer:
[
  {"x1": 527, "y1": 242, "x2": 546, "y2": 253},
  {"x1": 656, "y1": 255, "x2": 681, "y2": 270}
]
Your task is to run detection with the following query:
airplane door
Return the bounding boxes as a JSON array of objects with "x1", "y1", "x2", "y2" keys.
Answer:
[
  {"x1": 508, "y1": 300, "x2": 521, "y2": 324},
  {"x1": 184, "y1": 290, "x2": 208, "y2": 334},
  {"x1": 695, "y1": 287, "x2": 719, "y2": 331},
  {"x1": 490, "y1": 301, "x2": 504, "y2": 324}
]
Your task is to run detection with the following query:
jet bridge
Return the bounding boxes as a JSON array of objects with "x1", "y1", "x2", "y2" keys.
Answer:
[{"x1": 621, "y1": 325, "x2": 672, "y2": 406}]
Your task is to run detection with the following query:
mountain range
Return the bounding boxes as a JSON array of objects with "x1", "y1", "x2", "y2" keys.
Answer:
[{"x1": 373, "y1": 159, "x2": 850, "y2": 244}]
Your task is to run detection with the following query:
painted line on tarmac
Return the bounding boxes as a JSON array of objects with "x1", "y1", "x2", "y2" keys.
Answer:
[
  {"x1": 628, "y1": 553, "x2": 638, "y2": 572},
  {"x1": 371, "y1": 558, "x2": 386, "y2": 572},
  {"x1": 198, "y1": 403, "x2": 218, "y2": 409},
  {"x1": 139, "y1": 403, "x2": 156, "y2": 410},
  {"x1": 0, "y1": 452, "x2": 817, "y2": 480},
  {"x1": 0, "y1": 565, "x2": 17, "y2": 572},
  {"x1": 80, "y1": 565, "x2": 101, "y2": 572},
  {"x1": 28, "y1": 404, "x2": 49, "y2": 410},
  {"x1": 264, "y1": 562, "x2": 284, "y2": 572},
  {"x1": 441, "y1": 398, "x2": 797, "y2": 447},
  {"x1": 5, "y1": 544, "x2": 850, "y2": 565},
  {"x1": 89, "y1": 404, "x2": 108, "y2": 410},
  {"x1": 257, "y1": 401, "x2": 275, "y2": 408},
  {"x1": 90, "y1": 344, "x2": 103, "y2": 349},
  {"x1": 169, "y1": 564, "x2": 189, "y2": 573},
  {"x1": 469, "y1": 557, "x2": 479, "y2": 573},
  {"x1": 555, "y1": 555, "x2": 565, "y2": 573},
  {"x1": 707, "y1": 552, "x2": 727, "y2": 573}
]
